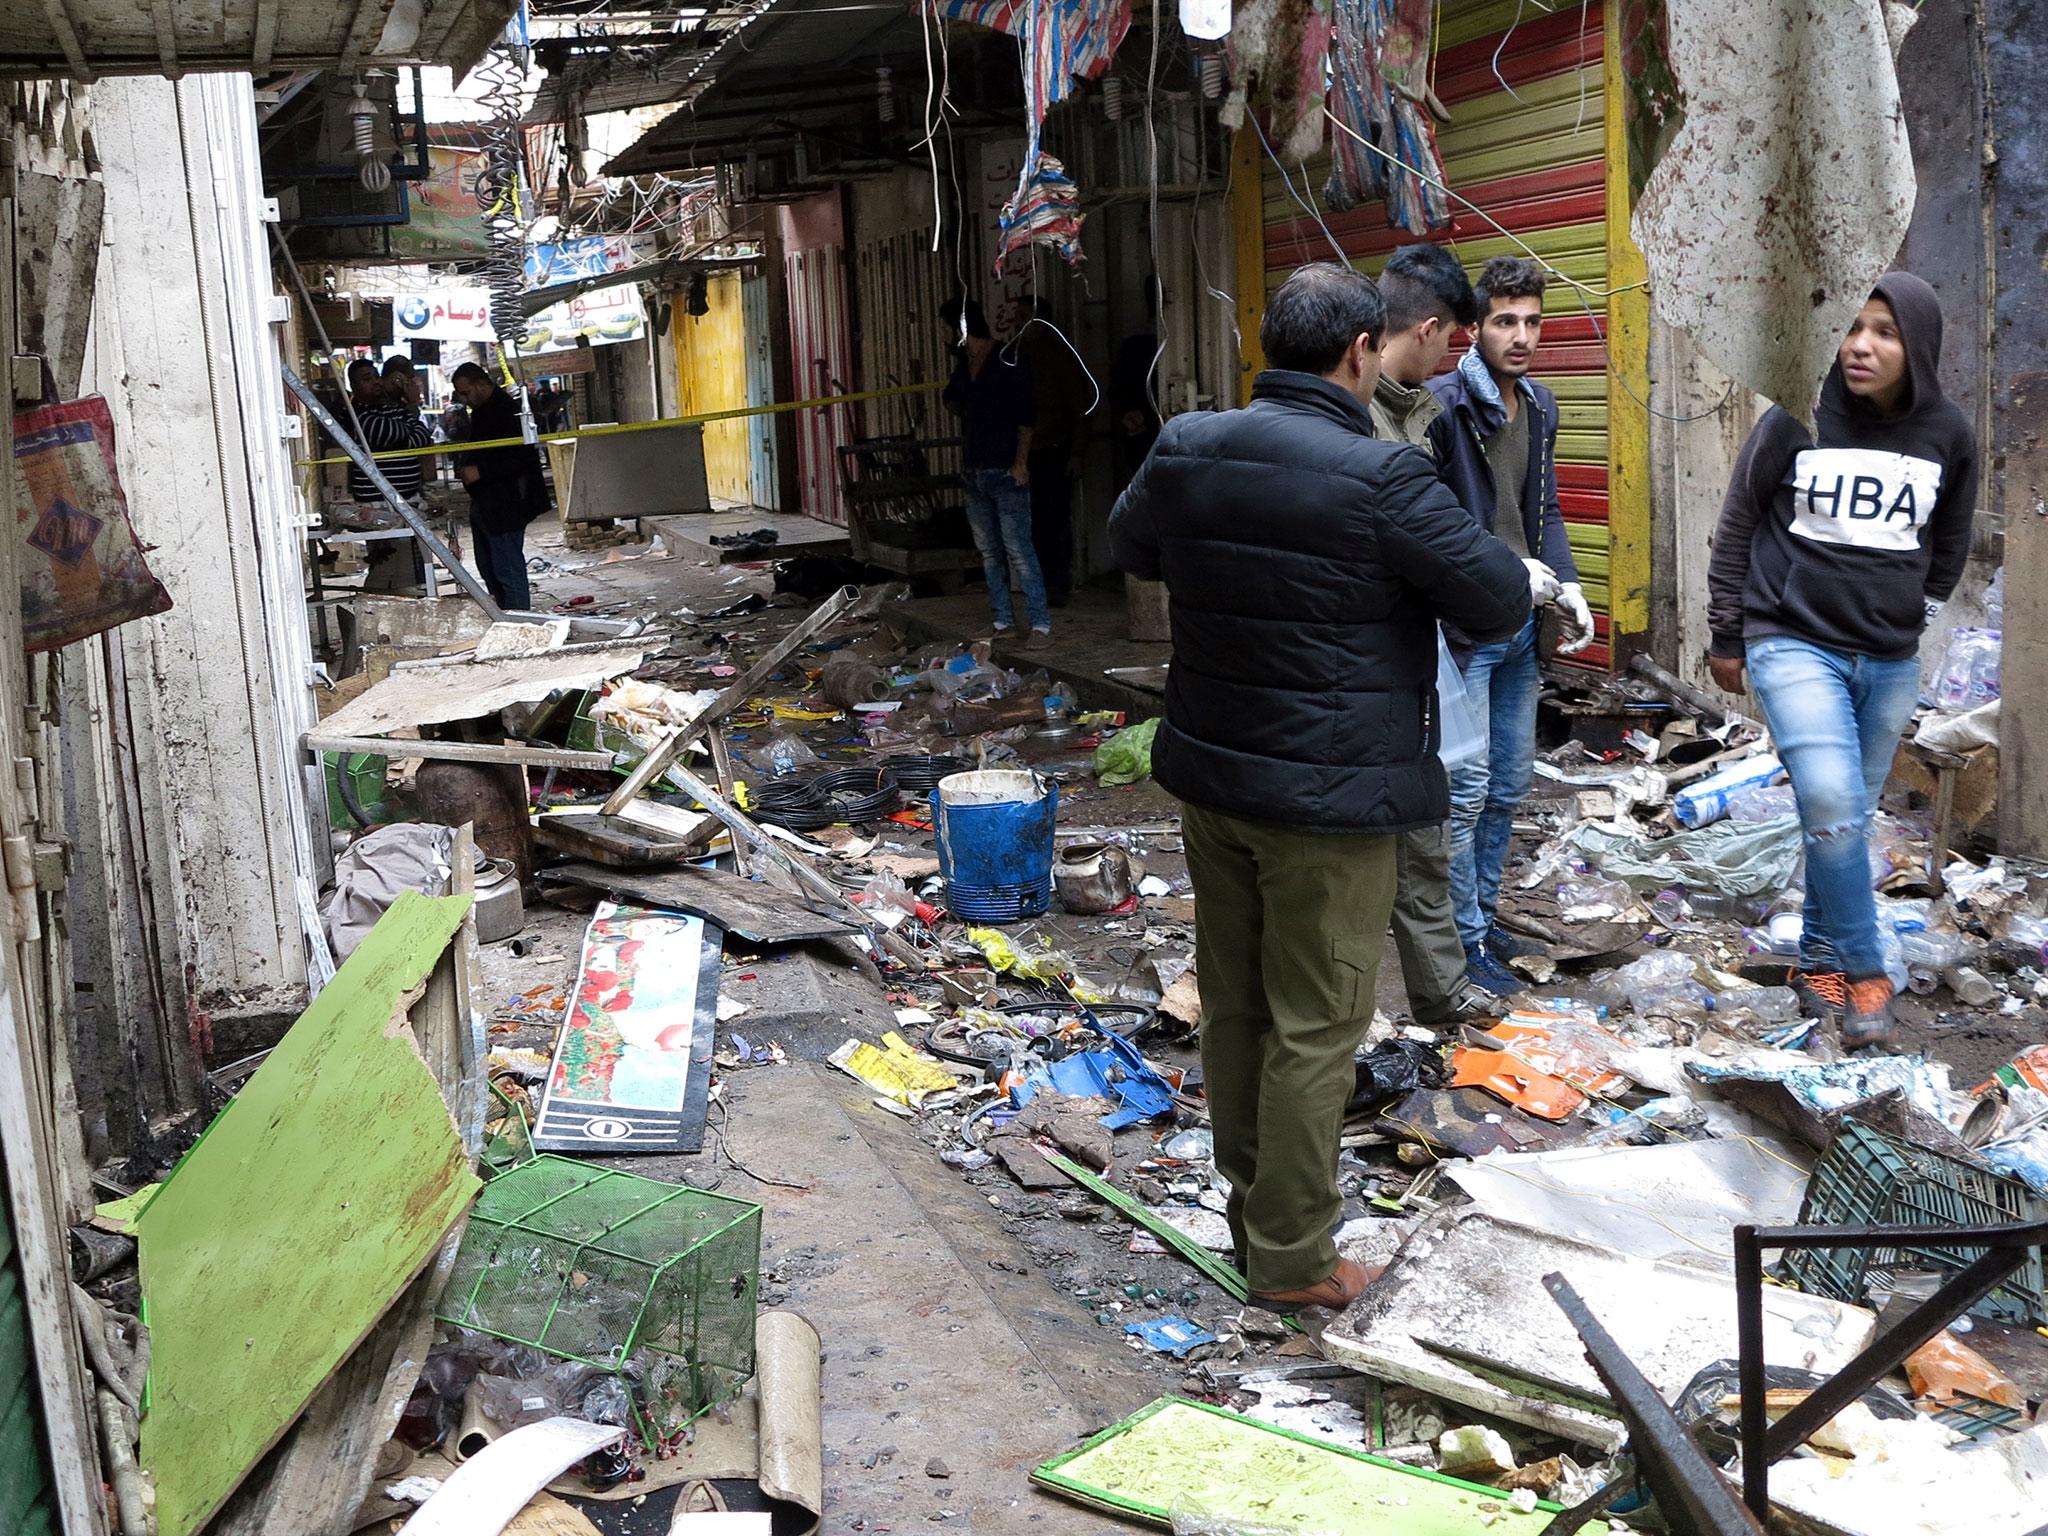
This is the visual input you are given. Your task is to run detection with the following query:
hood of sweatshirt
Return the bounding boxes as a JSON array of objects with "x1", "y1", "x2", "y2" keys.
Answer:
[{"x1": 1817, "y1": 270, "x2": 1947, "y2": 427}]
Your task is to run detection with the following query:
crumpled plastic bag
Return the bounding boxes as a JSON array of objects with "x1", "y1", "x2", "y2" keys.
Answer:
[
  {"x1": 1564, "y1": 813, "x2": 1802, "y2": 898},
  {"x1": 1348, "y1": 1038, "x2": 1448, "y2": 1112},
  {"x1": 321, "y1": 822, "x2": 456, "y2": 961},
  {"x1": 1094, "y1": 718, "x2": 1162, "y2": 787}
]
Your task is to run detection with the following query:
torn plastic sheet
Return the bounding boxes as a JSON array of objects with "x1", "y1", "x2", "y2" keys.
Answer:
[
  {"x1": 1563, "y1": 813, "x2": 1802, "y2": 898},
  {"x1": 1013, "y1": 1041, "x2": 1176, "y2": 1129},
  {"x1": 1684, "y1": 1052, "x2": 1973, "y2": 1133},
  {"x1": 1124, "y1": 1316, "x2": 1217, "y2": 1357},
  {"x1": 1448, "y1": 1137, "x2": 1811, "y2": 1271}
]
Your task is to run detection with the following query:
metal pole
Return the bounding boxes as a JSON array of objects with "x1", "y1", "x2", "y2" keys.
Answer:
[
  {"x1": 1732, "y1": 1225, "x2": 1770, "y2": 1518},
  {"x1": 282, "y1": 365, "x2": 513, "y2": 621}
]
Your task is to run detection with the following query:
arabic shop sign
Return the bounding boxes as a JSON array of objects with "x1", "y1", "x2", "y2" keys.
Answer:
[{"x1": 393, "y1": 288, "x2": 495, "y2": 343}]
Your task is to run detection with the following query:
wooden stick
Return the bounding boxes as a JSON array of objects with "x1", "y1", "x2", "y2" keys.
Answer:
[
  {"x1": 303, "y1": 734, "x2": 614, "y2": 770},
  {"x1": 600, "y1": 585, "x2": 862, "y2": 816},
  {"x1": 706, "y1": 725, "x2": 736, "y2": 801}
]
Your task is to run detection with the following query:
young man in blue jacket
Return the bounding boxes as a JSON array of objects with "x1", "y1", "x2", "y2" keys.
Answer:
[{"x1": 1427, "y1": 257, "x2": 1594, "y2": 994}]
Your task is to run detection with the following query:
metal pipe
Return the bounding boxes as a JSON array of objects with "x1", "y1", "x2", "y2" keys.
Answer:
[
  {"x1": 1761, "y1": 1244, "x2": 2029, "y2": 1463},
  {"x1": 1628, "y1": 652, "x2": 1732, "y2": 725},
  {"x1": 282, "y1": 364, "x2": 511, "y2": 621},
  {"x1": 96, "y1": 1388, "x2": 150, "y2": 1536}
]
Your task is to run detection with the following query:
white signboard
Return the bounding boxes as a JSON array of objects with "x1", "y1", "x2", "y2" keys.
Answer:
[
  {"x1": 524, "y1": 282, "x2": 647, "y2": 354},
  {"x1": 393, "y1": 288, "x2": 496, "y2": 343}
]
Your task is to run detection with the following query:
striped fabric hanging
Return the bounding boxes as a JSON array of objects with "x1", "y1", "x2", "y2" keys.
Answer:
[{"x1": 1326, "y1": 0, "x2": 1451, "y2": 233}]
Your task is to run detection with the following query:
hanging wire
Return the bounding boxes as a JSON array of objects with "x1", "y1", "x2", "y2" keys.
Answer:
[
  {"x1": 473, "y1": 36, "x2": 534, "y2": 356},
  {"x1": 1255, "y1": 113, "x2": 1347, "y2": 264}
]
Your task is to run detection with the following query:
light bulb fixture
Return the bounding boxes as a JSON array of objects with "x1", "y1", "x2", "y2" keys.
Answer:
[
  {"x1": 1102, "y1": 75, "x2": 1124, "y2": 121},
  {"x1": 351, "y1": 81, "x2": 392, "y2": 191},
  {"x1": 876, "y1": 65, "x2": 895, "y2": 124},
  {"x1": 1198, "y1": 55, "x2": 1225, "y2": 100}
]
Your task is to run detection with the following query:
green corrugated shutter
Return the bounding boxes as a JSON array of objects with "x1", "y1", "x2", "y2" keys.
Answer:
[{"x1": 0, "y1": 1182, "x2": 57, "y2": 1536}]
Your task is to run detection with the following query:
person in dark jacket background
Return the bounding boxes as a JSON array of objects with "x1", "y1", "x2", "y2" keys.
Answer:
[
  {"x1": 1109, "y1": 264, "x2": 1531, "y2": 1312},
  {"x1": 450, "y1": 361, "x2": 546, "y2": 611},
  {"x1": 1427, "y1": 257, "x2": 1594, "y2": 994},
  {"x1": 1707, "y1": 273, "x2": 1977, "y2": 1048}
]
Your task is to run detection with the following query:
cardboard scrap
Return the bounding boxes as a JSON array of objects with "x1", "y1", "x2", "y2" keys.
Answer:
[{"x1": 828, "y1": 1032, "x2": 960, "y2": 1107}]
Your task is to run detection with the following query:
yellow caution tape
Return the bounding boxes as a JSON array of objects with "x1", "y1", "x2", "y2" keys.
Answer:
[{"x1": 299, "y1": 379, "x2": 945, "y2": 468}]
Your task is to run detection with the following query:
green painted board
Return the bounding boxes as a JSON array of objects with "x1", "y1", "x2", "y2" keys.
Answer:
[
  {"x1": 1034, "y1": 1398, "x2": 1611, "y2": 1533},
  {"x1": 137, "y1": 891, "x2": 480, "y2": 1536},
  {"x1": 91, "y1": 1183, "x2": 160, "y2": 1237}
]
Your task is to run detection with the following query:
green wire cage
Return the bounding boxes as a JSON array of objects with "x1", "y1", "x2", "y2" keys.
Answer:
[{"x1": 436, "y1": 1156, "x2": 762, "y2": 1447}]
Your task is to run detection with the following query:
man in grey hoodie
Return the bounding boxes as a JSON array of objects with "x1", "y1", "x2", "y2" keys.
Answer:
[{"x1": 1707, "y1": 272, "x2": 1979, "y2": 1047}]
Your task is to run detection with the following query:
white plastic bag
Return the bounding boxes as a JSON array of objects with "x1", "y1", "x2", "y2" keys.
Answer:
[{"x1": 1435, "y1": 630, "x2": 1485, "y2": 773}]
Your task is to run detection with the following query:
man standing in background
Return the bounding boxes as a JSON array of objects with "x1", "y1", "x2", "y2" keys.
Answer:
[
  {"x1": 1429, "y1": 257, "x2": 1595, "y2": 996},
  {"x1": 449, "y1": 361, "x2": 545, "y2": 611},
  {"x1": 345, "y1": 357, "x2": 433, "y2": 592},
  {"x1": 1014, "y1": 295, "x2": 1089, "y2": 608},
  {"x1": 1369, "y1": 245, "x2": 1498, "y2": 1027}
]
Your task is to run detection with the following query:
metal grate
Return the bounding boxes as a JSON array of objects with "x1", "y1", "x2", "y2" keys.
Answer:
[
  {"x1": 1783, "y1": 1122, "x2": 2047, "y2": 1325},
  {"x1": 437, "y1": 1156, "x2": 762, "y2": 1447}
]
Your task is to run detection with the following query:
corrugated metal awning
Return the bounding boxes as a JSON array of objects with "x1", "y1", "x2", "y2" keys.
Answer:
[{"x1": 0, "y1": 0, "x2": 520, "y2": 83}]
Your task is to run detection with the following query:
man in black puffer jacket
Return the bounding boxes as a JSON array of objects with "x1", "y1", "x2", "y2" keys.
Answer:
[{"x1": 1109, "y1": 263, "x2": 1531, "y2": 1311}]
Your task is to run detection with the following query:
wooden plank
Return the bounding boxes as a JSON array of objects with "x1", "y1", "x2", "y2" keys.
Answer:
[
  {"x1": 538, "y1": 861, "x2": 861, "y2": 946},
  {"x1": 304, "y1": 733, "x2": 615, "y2": 770},
  {"x1": 1602, "y1": 0, "x2": 1651, "y2": 662},
  {"x1": 1231, "y1": 125, "x2": 1265, "y2": 406},
  {"x1": 137, "y1": 892, "x2": 481, "y2": 1536}
]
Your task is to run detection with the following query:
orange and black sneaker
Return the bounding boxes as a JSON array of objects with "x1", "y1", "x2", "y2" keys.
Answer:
[
  {"x1": 1791, "y1": 969, "x2": 1848, "y2": 1021},
  {"x1": 1842, "y1": 976, "x2": 1898, "y2": 1051}
]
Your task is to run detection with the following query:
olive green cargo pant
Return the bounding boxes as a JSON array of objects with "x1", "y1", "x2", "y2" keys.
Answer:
[
  {"x1": 1181, "y1": 802, "x2": 1398, "y2": 1292},
  {"x1": 1392, "y1": 822, "x2": 1471, "y2": 1022}
]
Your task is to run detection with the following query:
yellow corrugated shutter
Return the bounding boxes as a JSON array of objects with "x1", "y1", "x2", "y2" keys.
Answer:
[
  {"x1": 672, "y1": 272, "x2": 754, "y2": 505},
  {"x1": 1256, "y1": 0, "x2": 1618, "y2": 666}
]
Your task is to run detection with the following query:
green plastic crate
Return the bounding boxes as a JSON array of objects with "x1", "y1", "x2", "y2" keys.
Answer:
[
  {"x1": 1782, "y1": 1121, "x2": 2047, "y2": 1325},
  {"x1": 436, "y1": 1156, "x2": 762, "y2": 1447}
]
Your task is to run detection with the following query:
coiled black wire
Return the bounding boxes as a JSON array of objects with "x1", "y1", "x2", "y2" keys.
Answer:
[
  {"x1": 747, "y1": 764, "x2": 903, "y2": 830},
  {"x1": 884, "y1": 753, "x2": 967, "y2": 793}
]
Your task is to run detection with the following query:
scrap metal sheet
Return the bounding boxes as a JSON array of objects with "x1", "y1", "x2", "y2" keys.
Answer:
[
  {"x1": 1632, "y1": 0, "x2": 1918, "y2": 426},
  {"x1": 314, "y1": 643, "x2": 650, "y2": 738},
  {"x1": 1323, "y1": 1208, "x2": 1875, "y2": 1453}
]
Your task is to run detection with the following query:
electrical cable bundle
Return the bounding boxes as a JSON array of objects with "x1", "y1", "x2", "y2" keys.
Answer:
[
  {"x1": 747, "y1": 764, "x2": 904, "y2": 831},
  {"x1": 883, "y1": 753, "x2": 968, "y2": 793}
]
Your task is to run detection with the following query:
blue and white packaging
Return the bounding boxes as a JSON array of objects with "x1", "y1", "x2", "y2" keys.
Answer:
[{"x1": 1672, "y1": 753, "x2": 1785, "y2": 829}]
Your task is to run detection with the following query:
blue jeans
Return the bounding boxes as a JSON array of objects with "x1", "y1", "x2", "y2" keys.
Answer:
[
  {"x1": 468, "y1": 511, "x2": 530, "y2": 611},
  {"x1": 1745, "y1": 635, "x2": 1921, "y2": 980},
  {"x1": 961, "y1": 468, "x2": 1051, "y2": 631},
  {"x1": 1447, "y1": 618, "x2": 1541, "y2": 952}
]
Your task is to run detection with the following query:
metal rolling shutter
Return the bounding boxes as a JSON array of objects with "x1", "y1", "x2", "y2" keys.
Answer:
[
  {"x1": 0, "y1": 1195, "x2": 55, "y2": 1536},
  {"x1": 1260, "y1": 0, "x2": 1616, "y2": 667}
]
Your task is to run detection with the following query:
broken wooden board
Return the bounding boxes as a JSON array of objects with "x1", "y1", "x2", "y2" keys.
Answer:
[
  {"x1": 539, "y1": 862, "x2": 861, "y2": 946},
  {"x1": 1034, "y1": 1397, "x2": 1603, "y2": 1531},
  {"x1": 313, "y1": 642, "x2": 650, "y2": 739},
  {"x1": 137, "y1": 891, "x2": 482, "y2": 1536},
  {"x1": 534, "y1": 811, "x2": 718, "y2": 868}
]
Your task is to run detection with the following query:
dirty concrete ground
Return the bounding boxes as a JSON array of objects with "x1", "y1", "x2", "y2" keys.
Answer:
[{"x1": 444, "y1": 518, "x2": 2048, "y2": 1521}]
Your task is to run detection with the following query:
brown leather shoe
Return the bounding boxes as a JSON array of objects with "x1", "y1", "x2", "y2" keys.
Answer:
[{"x1": 1250, "y1": 1256, "x2": 1375, "y2": 1312}]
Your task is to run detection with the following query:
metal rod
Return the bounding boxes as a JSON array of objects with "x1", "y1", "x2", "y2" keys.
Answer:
[
  {"x1": 281, "y1": 365, "x2": 512, "y2": 621},
  {"x1": 601, "y1": 584, "x2": 861, "y2": 815},
  {"x1": 1733, "y1": 1225, "x2": 1770, "y2": 1517},
  {"x1": 1544, "y1": 1273, "x2": 1764, "y2": 1535}
]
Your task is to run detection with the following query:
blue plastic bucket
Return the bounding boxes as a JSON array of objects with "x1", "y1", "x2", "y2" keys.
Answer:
[{"x1": 930, "y1": 769, "x2": 1059, "y2": 922}]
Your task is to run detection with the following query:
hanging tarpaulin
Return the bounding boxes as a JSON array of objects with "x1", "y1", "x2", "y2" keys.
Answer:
[
  {"x1": 999, "y1": 154, "x2": 1086, "y2": 268},
  {"x1": 1325, "y1": 0, "x2": 1450, "y2": 233},
  {"x1": 1219, "y1": 0, "x2": 1334, "y2": 164},
  {"x1": 1631, "y1": 0, "x2": 1919, "y2": 428},
  {"x1": 929, "y1": 0, "x2": 1131, "y2": 270}
]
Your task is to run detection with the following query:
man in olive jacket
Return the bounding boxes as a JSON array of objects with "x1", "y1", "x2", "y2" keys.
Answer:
[{"x1": 1109, "y1": 264, "x2": 1531, "y2": 1310}]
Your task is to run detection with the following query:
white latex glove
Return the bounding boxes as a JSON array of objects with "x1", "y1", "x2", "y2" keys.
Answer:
[
  {"x1": 1555, "y1": 582, "x2": 1596, "y2": 655},
  {"x1": 1523, "y1": 558, "x2": 1562, "y2": 606},
  {"x1": 1923, "y1": 596, "x2": 1943, "y2": 627}
]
